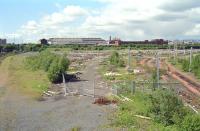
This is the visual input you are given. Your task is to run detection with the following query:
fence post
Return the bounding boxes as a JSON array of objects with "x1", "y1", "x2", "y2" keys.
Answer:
[
  {"x1": 131, "y1": 81, "x2": 136, "y2": 94},
  {"x1": 156, "y1": 52, "x2": 160, "y2": 88},
  {"x1": 189, "y1": 47, "x2": 193, "y2": 72}
]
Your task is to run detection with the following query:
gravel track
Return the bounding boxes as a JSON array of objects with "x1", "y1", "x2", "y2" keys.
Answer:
[{"x1": 0, "y1": 57, "x2": 114, "y2": 131}]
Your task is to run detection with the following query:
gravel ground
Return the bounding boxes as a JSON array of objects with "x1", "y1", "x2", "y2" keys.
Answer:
[{"x1": 0, "y1": 57, "x2": 114, "y2": 131}]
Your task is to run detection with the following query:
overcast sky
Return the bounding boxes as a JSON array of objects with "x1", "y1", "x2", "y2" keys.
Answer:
[{"x1": 0, "y1": 0, "x2": 200, "y2": 43}]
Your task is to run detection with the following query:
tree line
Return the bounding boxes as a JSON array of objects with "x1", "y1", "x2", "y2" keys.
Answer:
[{"x1": 0, "y1": 43, "x2": 200, "y2": 53}]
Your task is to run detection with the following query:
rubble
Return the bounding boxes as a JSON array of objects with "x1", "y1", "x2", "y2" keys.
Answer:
[{"x1": 93, "y1": 97, "x2": 117, "y2": 105}]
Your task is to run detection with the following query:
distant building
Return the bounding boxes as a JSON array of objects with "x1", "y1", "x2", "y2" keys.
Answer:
[
  {"x1": 109, "y1": 38, "x2": 168, "y2": 46},
  {"x1": 0, "y1": 39, "x2": 7, "y2": 45},
  {"x1": 48, "y1": 38, "x2": 107, "y2": 45},
  {"x1": 151, "y1": 39, "x2": 168, "y2": 45},
  {"x1": 40, "y1": 39, "x2": 48, "y2": 45}
]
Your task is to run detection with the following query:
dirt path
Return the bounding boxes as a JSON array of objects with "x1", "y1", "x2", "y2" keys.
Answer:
[{"x1": 0, "y1": 57, "x2": 114, "y2": 131}]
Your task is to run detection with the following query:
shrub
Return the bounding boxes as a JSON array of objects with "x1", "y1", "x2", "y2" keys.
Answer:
[
  {"x1": 181, "y1": 115, "x2": 200, "y2": 131},
  {"x1": 25, "y1": 51, "x2": 70, "y2": 83},
  {"x1": 47, "y1": 58, "x2": 62, "y2": 83},
  {"x1": 109, "y1": 51, "x2": 124, "y2": 67},
  {"x1": 149, "y1": 89, "x2": 188, "y2": 126}
]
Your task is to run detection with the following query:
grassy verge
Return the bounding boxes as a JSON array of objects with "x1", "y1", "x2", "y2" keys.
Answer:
[
  {"x1": 0, "y1": 54, "x2": 50, "y2": 97},
  {"x1": 111, "y1": 92, "x2": 172, "y2": 130},
  {"x1": 110, "y1": 89, "x2": 199, "y2": 131}
]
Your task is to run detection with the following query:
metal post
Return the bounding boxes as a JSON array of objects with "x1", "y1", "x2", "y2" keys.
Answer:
[
  {"x1": 168, "y1": 45, "x2": 170, "y2": 58},
  {"x1": 173, "y1": 42, "x2": 178, "y2": 63},
  {"x1": 184, "y1": 46, "x2": 186, "y2": 55},
  {"x1": 131, "y1": 81, "x2": 136, "y2": 94},
  {"x1": 156, "y1": 52, "x2": 160, "y2": 88},
  {"x1": 128, "y1": 47, "x2": 131, "y2": 71},
  {"x1": 189, "y1": 47, "x2": 193, "y2": 72},
  {"x1": 62, "y1": 73, "x2": 67, "y2": 96},
  {"x1": 93, "y1": 71, "x2": 96, "y2": 98},
  {"x1": 93, "y1": 79, "x2": 95, "y2": 98}
]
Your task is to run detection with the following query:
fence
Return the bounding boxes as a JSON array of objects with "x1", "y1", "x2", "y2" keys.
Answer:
[{"x1": 112, "y1": 81, "x2": 182, "y2": 95}]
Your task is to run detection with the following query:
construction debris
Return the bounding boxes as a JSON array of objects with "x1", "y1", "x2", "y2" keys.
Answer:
[
  {"x1": 134, "y1": 115, "x2": 152, "y2": 120},
  {"x1": 93, "y1": 97, "x2": 117, "y2": 105},
  {"x1": 120, "y1": 95, "x2": 133, "y2": 102},
  {"x1": 104, "y1": 72, "x2": 122, "y2": 76}
]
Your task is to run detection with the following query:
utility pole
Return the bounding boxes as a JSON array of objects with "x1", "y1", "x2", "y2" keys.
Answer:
[
  {"x1": 93, "y1": 72, "x2": 96, "y2": 98},
  {"x1": 173, "y1": 42, "x2": 178, "y2": 63},
  {"x1": 173, "y1": 43, "x2": 176, "y2": 62},
  {"x1": 128, "y1": 47, "x2": 131, "y2": 70},
  {"x1": 189, "y1": 47, "x2": 193, "y2": 72},
  {"x1": 184, "y1": 46, "x2": 186, "y2": 55},
  {"x1": 156, "y1": 52, "x2": 160, "y2": 88}
]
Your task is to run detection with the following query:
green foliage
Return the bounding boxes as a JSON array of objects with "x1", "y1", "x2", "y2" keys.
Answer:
[
  {"x1": 25, "y1": 51, "x2": 70, "y2": 83},
  {"x1": 47, "y1": 55, "x2": 70, "y2": 83},
  {"x1": 149, "y1": 89, "x2": 188, "y2": 126},
  {"x1": 152, "y1": 69, "x2": 157, "y2": 82},
  {"x1": 0, "y1": 43, "x2": 200, "y2": 53},
  {"x1": 178, "y1": 54, "x2": 200, "y2": 78},
  {"x1": 112, "y1": 92, "x2": 151, "y2": 128},
  {"x1": 191, "y1": 54, "x2": 200, "y2": 78},
  {"x1": 47, "y1": 58, "x2": 62, "y2": 83},
  {"x1": 182, "y1": 59, "x2": 190, "y2": 72},
  {"x1": 58, "y1": 54, "x2": 70, "y2": 72},
  {"x1": 112, "y1": 84, "x2": 200, "y2": 130},
  {"x1": 181, "y1": 115, "x2": 200, "y2": 131},
  {"x1": 71, "y1": 127, "x2": 81, "y2": 131},
  {"x1": 114, "y1": 111, "x2": 136, "y2": 127},
  {"x1": 109, "y1": 51, "x2": 124, "y2": 67}
]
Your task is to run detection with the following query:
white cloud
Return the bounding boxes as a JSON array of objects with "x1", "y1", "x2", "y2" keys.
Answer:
[
  {"x1": 16, "y1": 5, "x2": 88, "y2": 42},
  {"x1": 13, "y1": 0, "x2": 200, "y2": 42},
  {"x1": 185, "y1": 24, "x2": 200, "y2": 36}
]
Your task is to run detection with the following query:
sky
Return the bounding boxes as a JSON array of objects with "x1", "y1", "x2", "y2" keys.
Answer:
[{"x1": 0, "y1": 0, "x2": 200, "y2": 43}]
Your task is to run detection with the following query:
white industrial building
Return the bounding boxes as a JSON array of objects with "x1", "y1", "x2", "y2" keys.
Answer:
[{"x1": 48, "y1": 38, "x2": 107, "y2": 45}]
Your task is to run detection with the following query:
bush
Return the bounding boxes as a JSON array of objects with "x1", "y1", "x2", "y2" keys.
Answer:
[
  {"x1": 149, "y1": 89, "x2": 188, "y2": 126},
  {"x1": 47, "y1": 58, "x2": 62, "y2": 83},
  {"x1": 25, "y1": 51, "x2": 70, "y2": 83},
  {"x1": 109, "y1": 51, "x2": 124, "y2": 67},
  {"x1": 181, "y1": 115, "x2": 200, "y2": 131}
]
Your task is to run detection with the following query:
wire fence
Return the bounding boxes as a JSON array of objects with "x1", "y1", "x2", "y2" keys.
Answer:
[{"x1": 112, "y1": 81, "x2": 182, "y2": 95}]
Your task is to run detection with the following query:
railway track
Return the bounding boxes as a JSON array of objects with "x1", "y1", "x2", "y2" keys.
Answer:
[
  {"x1": 140, "y1": 57, "x2": 200, "y2": 109},
  {"x1": 167, "y1": 63, "x2": 200, "y2": 96},
  {"x1": 140, "y1": 57, "x2": 200, "y2": 95}
]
